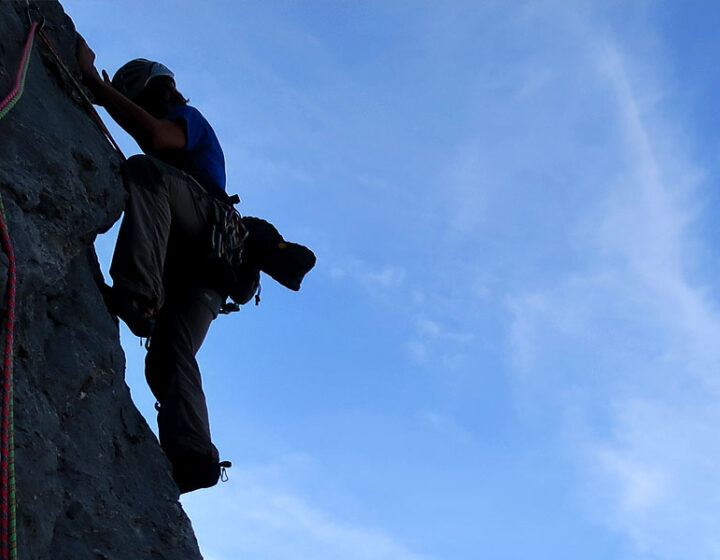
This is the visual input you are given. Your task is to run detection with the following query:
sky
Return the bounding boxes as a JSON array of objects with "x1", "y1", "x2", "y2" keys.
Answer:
[{"x1": 58, "y1": 1, "x2": 720, "y2": 559}]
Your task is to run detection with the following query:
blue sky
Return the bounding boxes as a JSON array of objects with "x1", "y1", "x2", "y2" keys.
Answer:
[{"x1": 62, "y1": 1, "x2": 720, "y2": 558}]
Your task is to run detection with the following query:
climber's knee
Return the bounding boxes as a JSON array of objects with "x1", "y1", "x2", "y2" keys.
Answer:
[{"x1": 121, "y1": 154, "x2": 167, "y2": 193}]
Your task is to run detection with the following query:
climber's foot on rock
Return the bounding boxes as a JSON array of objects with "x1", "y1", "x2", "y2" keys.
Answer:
[
  {"x1": 102, "y1": 285, "x2": 156, "y2": 338},
  {"x1": 171, "y1": 451, "x2": 231, "y2": 494}
]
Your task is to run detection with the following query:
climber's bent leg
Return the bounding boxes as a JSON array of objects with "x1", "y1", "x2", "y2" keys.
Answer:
[{"x1": 110, "y1": 155, "x2": 213, "y2": 310}]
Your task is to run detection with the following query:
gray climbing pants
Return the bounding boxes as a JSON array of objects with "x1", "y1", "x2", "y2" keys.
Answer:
[
  {"x1": 110, "y1": 154, "x2": 222, "y2": 466},
  {"x1": 110, "y1": 154, "x2": 216, "y2": 309},
  {"x1": 145, "y1": 288, "x2": 219, "y2": 464}
]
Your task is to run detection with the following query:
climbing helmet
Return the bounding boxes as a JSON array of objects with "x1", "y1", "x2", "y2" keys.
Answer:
[{"x1": 111, "y1": 58, "x2": 175, "y2": 101}]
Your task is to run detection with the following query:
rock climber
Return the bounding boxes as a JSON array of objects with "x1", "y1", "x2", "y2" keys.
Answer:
[{"x1": 75, "y1": 36, "x2": 315, "y2": 493}]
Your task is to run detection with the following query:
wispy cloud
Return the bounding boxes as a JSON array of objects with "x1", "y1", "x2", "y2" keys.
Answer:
[
  {"x1": 329, "y1": 258, "x2": 406, "y2": 291},
  {"x1": 405, "y1": 313, "x2": 475, "y2": 371},
  {"x1": 578, "y1": 40, "x2": 720, "y2": 557},
  {"x1": 506, "y1": 17, "x2": 720, "y2": 559},
  {"x1": 329, "y1": 255, "x2": 475, "y2": 371},
  {"x1": 183, "y1": 466, "x2": 433, "y2": 560},
  {"x1": 584, "y1": 398, "x2": 720, "y2": 559}
]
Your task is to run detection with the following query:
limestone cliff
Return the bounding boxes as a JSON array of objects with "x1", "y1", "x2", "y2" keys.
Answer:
[{"x1": 0, "y1": 1, "x2": 203, "y2": 558}]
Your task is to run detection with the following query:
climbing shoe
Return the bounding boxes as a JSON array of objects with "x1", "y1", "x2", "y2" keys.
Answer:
[
  {"x1": 263, "y1": 240, "x2": 316, "y2": 291},
  {"x1": 242, "y1": 216, "x2": 316, "y2": 291},
  {"x1": 101, "y1": 284, "x2": 156, "y2": 338},
  {"x1": 172, "y1": 452, "x2": 231, "y2": 494}
]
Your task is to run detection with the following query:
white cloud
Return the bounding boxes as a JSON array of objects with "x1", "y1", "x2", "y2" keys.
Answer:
[
  {"x1": 360, "y1": 265, "x2": 406, "y2": 289},
  {"x1": 595, "y1": 441, "x2": 669, "y2": 514},
  {"x1": 403, "y1": 314, "x2": 475, "y2": 370},
  {"x1": 328, "y1": 258, "x2": 405, "y2": 292},
  {"x1": 330, "y1": 266, "x2": 348, "y2": 280},
  {"x1": 416, "y1": 318, "x2": 442, "y2": 337},
  {"x1": 582, "y1": 399, "x2": 720, "y2": 560},
  {"x1": 443, "y1": 143, "x2": 489, "y2": 236},
  {"x1": 504, "y1": 15, "x2": 720, "y2": 560},
  {"x1": 507, "y1": 293, "x2": 549, "y2": 376},
  {"x1": 415, "y1": 316, "x2": 474, "y2": 344},
  {"x1": 405, "y1": 339, "x2": 429, "y2": 363},
  {"x1": 420, "y1": 411, "x2": 473, "y2": 444},
  {"x1": 183, "y1": 467, "x2": 432, "y2": 560}
]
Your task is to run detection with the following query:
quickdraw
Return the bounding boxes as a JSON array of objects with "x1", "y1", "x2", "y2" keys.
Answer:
[{"x1": 210, "y1": 201, "x2": 247, "y2": 267}]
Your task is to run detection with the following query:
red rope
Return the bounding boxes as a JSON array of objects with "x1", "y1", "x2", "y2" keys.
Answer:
[
  {"x1": 0, "y1": 22, "x2": 37, "y2": 560},
  {"x1": 37, "y1": 29, "x2": 125, "y2": 159},
  {"x1": 0, "y1": 199, "x2": 15, "y2": 560},
  {"x1": 0, "y1": 19, "x2": 124, "y2": 560},
  {"x1": 0, "y1": 22, "x2": 38, "y2": 118}
]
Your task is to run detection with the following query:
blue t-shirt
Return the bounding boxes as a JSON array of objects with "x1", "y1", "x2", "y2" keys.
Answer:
[{"x1": 159, "y1": 104, "x2": 227, "y2": 198}]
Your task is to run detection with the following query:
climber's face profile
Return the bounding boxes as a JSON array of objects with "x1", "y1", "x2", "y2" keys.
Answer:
[
  {"x1": 88, "y1": 56, "x2": 188, "y2": 119},
  {"x1": 133, "y1": 76, "x2": 187, "y2": 118}
]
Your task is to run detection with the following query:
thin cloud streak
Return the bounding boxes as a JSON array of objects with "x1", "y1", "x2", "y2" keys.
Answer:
[
  {"x1": 508, "y1": 22, "x2": 720, "y2": 558},
  {"x1": 583, "y1": 37, "x2": 720, "y2": 558},
  {"x1": 184, "y1": 468, "x2": 434, "y2": 560}
]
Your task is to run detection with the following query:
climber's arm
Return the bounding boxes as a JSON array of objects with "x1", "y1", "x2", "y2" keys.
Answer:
[{"x1": 75, "y1": 36, "x2": 186, "y2": 152}]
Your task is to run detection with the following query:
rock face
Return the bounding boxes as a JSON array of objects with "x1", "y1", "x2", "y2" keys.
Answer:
[{"x1": 0, "y1": 1, "x2": 202, "y2": 558}]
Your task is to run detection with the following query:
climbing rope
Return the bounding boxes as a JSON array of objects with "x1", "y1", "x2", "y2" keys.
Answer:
[
  {"x1": 0, "y1": 14, "x2": 129, "y2": 558},
  {"x1": 0, "y1": 198, "x2": 17, "y2": 560},
  {"x1": 36, "y1": 27, "x2": 125, "y2": 158},
  {"x1": 0, "y1": 21, "x2": 38, "y2": 119},
  {"x1": 0, "y1": 19, "x2": 37, "y2": 560}
]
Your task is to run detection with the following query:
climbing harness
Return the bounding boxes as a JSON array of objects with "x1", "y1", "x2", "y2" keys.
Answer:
[
  {"x1": 0, "y1": 18, "x2": 40, "y2": 560},
  {"x1": 210, "y1": 198, "x2": 264, "y2": 314}
]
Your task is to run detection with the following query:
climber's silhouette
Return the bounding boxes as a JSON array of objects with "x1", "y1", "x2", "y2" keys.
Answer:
[{"x1": 76, "y1": 36, "x2": 315, "y2": 493}]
